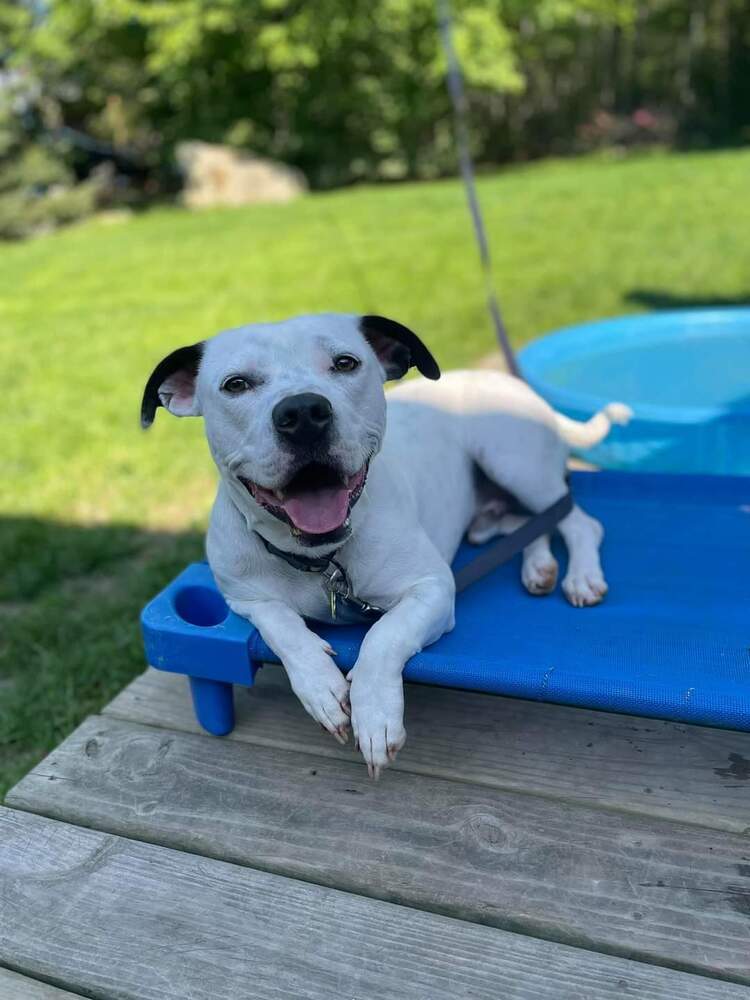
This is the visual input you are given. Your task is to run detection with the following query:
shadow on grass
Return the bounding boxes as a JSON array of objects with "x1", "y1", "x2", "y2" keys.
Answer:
[
  {"x1": 625, "y1": 289, "x2": 750, "y2": 310},
  {"x1": 0, "y1": 516, "x2": 204, "y2": 798},
  {"x1": 0, "y1": 516, "x2": 203, "y2": 602}
]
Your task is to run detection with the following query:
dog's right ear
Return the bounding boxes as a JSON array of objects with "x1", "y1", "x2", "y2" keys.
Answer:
[{"x1": 140, "y1": 342, "x2": 204, "y2": 428}]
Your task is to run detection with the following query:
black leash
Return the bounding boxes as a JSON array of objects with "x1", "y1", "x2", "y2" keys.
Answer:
[
  {"x1": 436, "y1": 0, "x2": 520, "y2": 377},
  {"x1": 431, "y1": 9, "x2": 577, "y2": 586},
  {"x1": 453, "y1": 489, "x2": 573, "y2": 592}
]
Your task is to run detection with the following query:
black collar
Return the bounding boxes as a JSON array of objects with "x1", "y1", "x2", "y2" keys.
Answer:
[
  {"x1": 256, "y1": 531, "x2": 385, "y2": 624},
  {"x1": 256, "y1": 533, "x2": 338, "y2": 573}
]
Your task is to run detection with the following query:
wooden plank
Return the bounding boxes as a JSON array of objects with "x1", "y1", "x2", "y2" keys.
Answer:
[
  {"x1": 0, "y1": 968, "x2": 83, "y2": 1000},
  {"x1": 1, "y1": 807, "x2": 747, "y2": 1000},
  {"x1": 9, "y1": 715, "x2": 750, "y2": 985},
  {"x1": 104, "y1": 667, "x2": 750, "y2": 834}
]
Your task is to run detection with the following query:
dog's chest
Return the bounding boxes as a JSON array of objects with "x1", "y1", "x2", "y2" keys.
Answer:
[{"x1": 273, "y1": 565, "x2": 333, "y2": 621}]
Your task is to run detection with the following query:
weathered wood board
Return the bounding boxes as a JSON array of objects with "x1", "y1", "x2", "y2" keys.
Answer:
[
  {"x1": 1, "y1": 807, "x2": 748, "y2": 1000},
  {"x1": 9, "y1": 715, "x2": 750, "y2": 984},
  {"x1": 104, "y1": 667, "x2": 750, "y2": 834}
]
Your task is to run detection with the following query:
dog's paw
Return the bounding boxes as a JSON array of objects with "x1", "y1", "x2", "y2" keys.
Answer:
[
  {"x1": 562, "y1": 569, "x2": 608, "y2": 607},
  {"x1": 522, "y1": 552, "x2": 559, "y2": 596},
  {"x1": 287, "y1": 652, "x2": 351, "y2": 744},
  {"x1": 348, "y1": 668, "x2": 406, "y2": 779}
]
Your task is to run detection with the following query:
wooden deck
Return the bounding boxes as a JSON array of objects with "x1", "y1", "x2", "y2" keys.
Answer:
[{"x1": 2, "y1": 665, "x2": 750, "y2": 999}]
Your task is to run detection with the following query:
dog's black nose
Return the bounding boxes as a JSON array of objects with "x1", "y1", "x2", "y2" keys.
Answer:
[{"x1": 272, "y1": 393, "x2": 333, "y2": 447}]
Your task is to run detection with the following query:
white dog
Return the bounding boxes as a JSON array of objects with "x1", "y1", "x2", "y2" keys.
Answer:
[{"x1": 142, "y1": 314, "x2": 630, "y2": 776}]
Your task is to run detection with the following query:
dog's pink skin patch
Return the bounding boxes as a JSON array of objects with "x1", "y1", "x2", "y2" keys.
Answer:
[{"x1": 283, "y1": 487, "x2": 351, "y2": 534}]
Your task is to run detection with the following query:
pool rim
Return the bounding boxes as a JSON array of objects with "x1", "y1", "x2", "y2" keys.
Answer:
[{"x1": 518, "y1": 307, "x2": 750, "y2": 424}]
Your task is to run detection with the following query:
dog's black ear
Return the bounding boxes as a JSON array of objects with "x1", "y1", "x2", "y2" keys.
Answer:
[
  {"x1": 141, "y1": 342, "x2": 204, "y2": 428},
  {"x1": 360, "y1": 315, "x2": 440, "y2": 381}
]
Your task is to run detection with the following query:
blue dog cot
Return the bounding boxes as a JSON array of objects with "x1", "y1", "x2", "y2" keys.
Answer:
[
  {"x1": 518, "y1": 308, "x2": 750, "y2": 476},
  {"x1": 141, "y1": 470, "x2": 750, "y2": 737}
]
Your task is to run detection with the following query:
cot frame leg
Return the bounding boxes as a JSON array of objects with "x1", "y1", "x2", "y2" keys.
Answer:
[{"x1": 189, "y1": 676, "x2": 235, "y2": 736}]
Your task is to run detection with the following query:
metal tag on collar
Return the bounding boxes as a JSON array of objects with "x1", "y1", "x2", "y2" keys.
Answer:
[
  {"x1": 322, "y1": 561, "x2": 348, "y2": 621},
  {"x1": 321, "y1": 561, "x2": 384, "y2": 624},
  {"x1": 331, "y1": 593, "x2": 385, "y2": 624}
]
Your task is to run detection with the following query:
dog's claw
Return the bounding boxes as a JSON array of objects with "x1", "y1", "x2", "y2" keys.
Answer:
[
  {"x1": 522, "y1": 555, "x2": 559, "y2": 596},
  {"x1": 290, "y1": 653, "x2": 351, "y2": 744},
  {"x1": 563, "y1": 571, "x2": 608, "y2": 607},
  {"x1": 350, "y1": 669, "x2": 406, "y2": 778},
  {"x1": 321, "y1": 722, "x2": 347, "y2": 745}
]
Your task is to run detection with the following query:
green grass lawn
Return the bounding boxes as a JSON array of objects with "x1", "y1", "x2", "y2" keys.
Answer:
[{"x1": 2, "y1": 148, "x2": 749, "y2": 796}]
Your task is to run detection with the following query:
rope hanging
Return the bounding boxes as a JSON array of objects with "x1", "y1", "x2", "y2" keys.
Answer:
[{"x1": 436, "y1": 0, "x2": 520, "y2": 377}]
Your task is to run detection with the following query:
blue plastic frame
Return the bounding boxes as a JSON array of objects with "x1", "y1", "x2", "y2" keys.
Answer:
[
  {"x1": 142, "y1": 469, "x2": 750, "y2": 737},
  {"x1": 141, "y1": 562, "x2": 257, "y2": 734}
]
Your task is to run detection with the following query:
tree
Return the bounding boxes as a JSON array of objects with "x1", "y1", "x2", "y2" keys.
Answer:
[
  {"x1": 0, "y1": 0, "x2": 748, "y2": 209},
  {"x1": 6, "y1": 0, "x2": 524, "y2": 187},
  {"x1": 0, "y1": 2, "x2": 100, "y2": 238}
]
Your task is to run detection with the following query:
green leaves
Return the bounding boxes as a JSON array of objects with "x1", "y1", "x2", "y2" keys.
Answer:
[
  {"x1": 452, "y1": 7, "x2": 523, "y2": 92},
  {"x1": 3, "y1": 0, "x2": 536, "y2": 188},
  {"x1": 2, "y1": 0, "x2": 749, "y2": 191}
]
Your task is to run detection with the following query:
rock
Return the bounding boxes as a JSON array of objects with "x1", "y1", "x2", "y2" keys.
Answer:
[{"x1": 175, "y1": 141, "x2": 307, "y2": 208}]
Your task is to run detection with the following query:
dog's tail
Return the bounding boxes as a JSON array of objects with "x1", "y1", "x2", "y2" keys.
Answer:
[{"x1": 553, "y1": 402, "x2": 633, "y2": 449}]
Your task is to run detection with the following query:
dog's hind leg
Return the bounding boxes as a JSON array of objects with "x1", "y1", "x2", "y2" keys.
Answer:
[
  {"x1": 523, "y1": 537, "x2": 558, "y2": 595},
  {"x1": 469, "y1": 504, "x2": 559, "y2": 596},
  {"x1": 500, "y1": 513, "x2": 559, "y2": 596},
  {"x1": 471, "y1": 452, "x2": 607, "y2": 607},
  {"x1": 556, "y1": 504, "x2": 607, "y2": 607}
]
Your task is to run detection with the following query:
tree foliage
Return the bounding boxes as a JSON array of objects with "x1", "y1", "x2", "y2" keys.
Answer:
[
  {"x1": 1, "y1": 0, "x2": 749, "y2": 195},
  {"x1": 0, "y1": 38, "x2": 99, "y2": 238}
]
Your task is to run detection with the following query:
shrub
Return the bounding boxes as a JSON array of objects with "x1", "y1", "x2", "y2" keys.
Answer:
[{"x1": 0, "y1": 121, "x2": 101, "y2": 239}]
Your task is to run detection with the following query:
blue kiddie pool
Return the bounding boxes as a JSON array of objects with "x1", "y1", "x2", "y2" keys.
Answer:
[{"x1": 519, "y1": 308, "x2": 750, "y2": 475}]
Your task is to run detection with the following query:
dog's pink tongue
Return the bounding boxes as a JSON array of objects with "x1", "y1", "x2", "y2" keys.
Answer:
[{"x1": 282, "y1": 487, "x2": 349, "y2": 534}]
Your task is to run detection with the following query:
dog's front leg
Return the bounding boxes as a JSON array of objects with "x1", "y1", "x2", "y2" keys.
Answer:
[
  {"x1": 228, "y1": 598, "x2": 351, "y2": 743},
  {"x1": 348, "y1": 574, "x2": 455, "y2": 778}
]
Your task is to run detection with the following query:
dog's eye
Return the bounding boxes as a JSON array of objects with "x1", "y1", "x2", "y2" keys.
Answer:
[
  {"x1": 332, "y1": 354, "x2": 360, "y2": 373},
  {"x1": 222, "y1": 376, "x2": 252, "y2": 394}
]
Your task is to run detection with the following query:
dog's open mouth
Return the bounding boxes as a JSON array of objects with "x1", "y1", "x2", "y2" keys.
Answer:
[{"x1": 240, "y1": 461, "x2": 368, "y2": 536}]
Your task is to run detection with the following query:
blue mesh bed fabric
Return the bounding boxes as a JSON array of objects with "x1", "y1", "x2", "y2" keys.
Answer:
[{"x1": 246, "y1": 471, "x2": 750, "y2": 730}]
